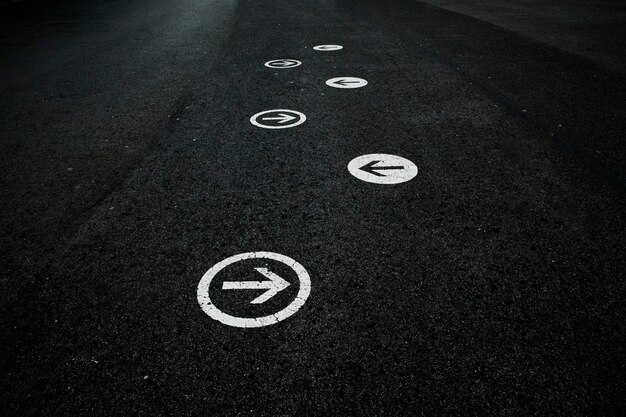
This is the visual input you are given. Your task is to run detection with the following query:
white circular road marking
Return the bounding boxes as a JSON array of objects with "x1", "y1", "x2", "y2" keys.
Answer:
[
  {"x1": 264, "y1": 59, "x2": 302, "y2": 69},
  {"x1": 197, "y1": 252, "x2": 311, "y2": 328},
  {"x1": 326, "y1": 77, "x2": 368, "y2": 89},
  {"x1": 348, "y1": 154, "x2": 418, "y2": 185},
  {"x1": 250, "y1": 109, "x2": 306, "y2": 129},
  {"x1": 313, "y1": 45, "x2": 343, "y2": 51}
]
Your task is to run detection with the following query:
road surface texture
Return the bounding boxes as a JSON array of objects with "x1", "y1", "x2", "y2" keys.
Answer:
[
  {"x1": 425, "y1": 0, "x2": 626, "y2": 75},
  {"x1": 1, "y1": 0, "x2": 625, "y2": 415}
]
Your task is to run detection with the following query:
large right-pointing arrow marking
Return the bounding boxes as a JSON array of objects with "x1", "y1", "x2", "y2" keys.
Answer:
[
  {"x1": 359, "y1": 160, "x2": 405, "y2": 177},
  {"x1": 222, "y1": 268, "x2": 290, "y2": 304}
]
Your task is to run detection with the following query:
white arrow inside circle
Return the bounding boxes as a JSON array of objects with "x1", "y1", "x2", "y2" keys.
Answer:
[
  {"x1": 262, "y1": 113, "x2": 297, "y2": 124},
  {"x1": 222, "y1": 267, "x2": 291, "y2": 304},
  {"x1": 326, "y1": 77, "x2": 367, "y2": 89}
]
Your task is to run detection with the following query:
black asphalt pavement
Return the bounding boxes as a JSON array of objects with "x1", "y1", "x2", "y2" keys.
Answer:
[{"x1": 1, "y1": 0, "x2": 625, "y2": 415}]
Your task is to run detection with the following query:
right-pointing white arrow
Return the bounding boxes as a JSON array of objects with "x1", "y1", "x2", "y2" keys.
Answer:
[
  {"x1": 262, "y1": 113, "x2": 297, "y2": 124},
  {"x1": 222, "y1": 267, "x2": 290, "y2": 304}
]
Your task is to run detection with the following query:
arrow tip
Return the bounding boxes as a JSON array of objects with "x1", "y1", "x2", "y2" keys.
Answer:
[
  {"x1": 359, "y1": 160, "x2": 384, "y2": 176},
  {"x1": 251, "y1": 268, "x2": 290, "y2": 304},
  {"x1": 278, "y1": 113, "x2": 297, "y2": 124}
]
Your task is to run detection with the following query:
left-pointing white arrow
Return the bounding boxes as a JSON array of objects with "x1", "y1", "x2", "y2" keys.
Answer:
[
  {"x1": 326, "y1": 77, "x2": 368, "y2": 89},
  {"x1": 222, "y1": 268, "x2": 290, "y2": 304}
]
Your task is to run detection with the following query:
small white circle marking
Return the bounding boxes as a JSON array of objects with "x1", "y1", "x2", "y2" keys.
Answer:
[
  {"x1": 326, "y1": 77, "x2": 368, "y2": 89},
  {"x1": 264, "y1": 59, "x2": 302, "y2": 69},
  {"x1": 250, "y1": 109, "x2": 306, "y2": 129},
  {"x1": 348, "y1": 154, "x2": 418, "y2": 184},
  {"x1": 313, "y1": 45, "x2": 343, "y2": 51}
]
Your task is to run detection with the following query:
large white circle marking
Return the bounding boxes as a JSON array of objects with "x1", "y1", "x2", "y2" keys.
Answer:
[
  {"x1": 197, "y1": 252, "x2": 311, "y2": 328},
  {"x1": 348, "y1": 154, "x2": 418, "y2": 185}
]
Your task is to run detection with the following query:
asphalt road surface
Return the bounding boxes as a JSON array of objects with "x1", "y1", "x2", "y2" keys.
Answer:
[{"x1": 1, "y1": 0, "x2": 625, "y2": 415}]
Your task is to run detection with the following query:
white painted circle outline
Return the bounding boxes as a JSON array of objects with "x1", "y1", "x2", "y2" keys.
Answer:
[
  {"x1": 313, "y1": 45, "x2": 343, "y2": 51},
  {"x1": 347, "y1": 154, "x2": 418, "y2": 185},
  {"x1": 326, "y1": 77, "x2": 368, "y2": 89},
  {"x1": 250, "y1": 109, "x2": 307, "y2": 129},
  {"x1": 264, "y1": 59, "x2": 302, "y2": 69},
  {"x1": 197, "y1": 252, "x2": 311, "y2": 328}
]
